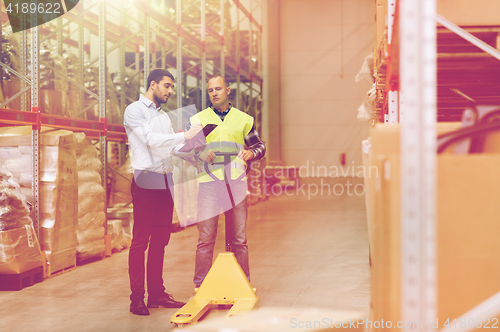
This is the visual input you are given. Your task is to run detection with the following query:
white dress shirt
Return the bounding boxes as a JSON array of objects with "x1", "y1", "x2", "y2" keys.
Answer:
[{"x1": 124, "y1": 96, "x2": 185, "y2": 174}]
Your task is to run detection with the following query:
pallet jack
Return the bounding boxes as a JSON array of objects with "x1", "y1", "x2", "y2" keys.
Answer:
[{"x1": 171, "y1": 151, "x2": 259, "y2": 328}]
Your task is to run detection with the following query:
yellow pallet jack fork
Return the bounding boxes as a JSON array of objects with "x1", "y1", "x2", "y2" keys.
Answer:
[
  {"x1": 171, "y1": 152, "x2": 259, "y2": 327},
  {"x1": 170, "y1": 252, "x2": 259, "y2": 327}
]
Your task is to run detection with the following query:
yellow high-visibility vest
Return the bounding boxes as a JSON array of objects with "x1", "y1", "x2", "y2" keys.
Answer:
[{"x1": 190, "y1": 107, "x2": 254, "y2": 182}]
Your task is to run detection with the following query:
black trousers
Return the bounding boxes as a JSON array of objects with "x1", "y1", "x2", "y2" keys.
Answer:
[{"x1": 128, "y1": 172, "x2": 174, "y2": 301}]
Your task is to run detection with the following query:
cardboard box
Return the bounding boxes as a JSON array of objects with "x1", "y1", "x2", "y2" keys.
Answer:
[
  {"x1": 369, "y1": 155, "x2": 400, "y2": 329},
  {"x1": 437, "y1": 155, "x2": 500, "y2": 322},
  {"x1": 367, "y1": 122, "x2": 500, "y2": 329},
  {"x1": 369, "y1": 122, "x2": 462, "y2": 157},
  {"x1": 372, "y1": 154, "x2": 500, "y2": 329},
  {"x1": 367, "y1": 123, "x2": 462, "y2": 301},
  {"x1": 366, "y1": 122, "x2": 474, "y2": 330},
  {"x1": 437, "y1": 0, "x2": 500, "y2": 26},
  {"x1": 0, "y1": 224, "x2": 43, "y2": 274}
]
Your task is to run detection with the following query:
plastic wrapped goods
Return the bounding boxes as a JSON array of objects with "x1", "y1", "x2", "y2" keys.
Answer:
[
  {"x1": 77, "y1": 153, "x2": 101, "y2": 173},
  {"x1": 75, "y1": 133, "x2": 105, "y2": 260},
  {"x1": 78, "y1": 211, "x2": 105, "y2": 232},
  {"x1": 0, "y1": 126, "x2": 78, "y2": 272},
  {"x1": 0, "y1": 190, "x2": 31, "y2": 231},
  {"x1": 1, "y1": 24, "x2": 21, "y2": 110},
  {"x1": 78, "y1": 170, "x2": 101, "y2": 186},
  {"x1": 78, "y1": 182, "x2": 105, "y2": 218},
  {"x1": 109, "y1": 156, "x2": 133, "y2": 207},
  {"x1": 0, "y1": 224, "x2": 44, "y2": 274},
  {"x1": 107, "y1": 219, "x2": 130, "y2": 251},
  {"x1": 0, "y1": 147, "x2": 33, "y2": 202},
  {"x1": 0, "y1": 168, "x2": 23, "y2": 193},
  {"x1": 63, "y1": 51, "x2": 81, "y2": 117},
  {"x1": 19, "y1": 187, "x2": 33, "y2": 204},
  {"x1": 38, "y1": 46, "x2": 69, "y2": 115},
  {"x1": 76, "y1": 239, "x2": 105, "y2": 260},
  {"x1": 0, "y1": 126, "x2": 75, "y2": 146},
  {"x1": 76, "y1": 226, "x2": 105, "y2": 244},
  {"x1": 1, "y1": 24, "x2": 20, "y2": 80},
  {"x1": 0, "y1": 147, "x2": 23, "y2": 162},
  {"x1": 0, "y1": 167, "x2": 32, "y2": 231},
  {"x1": 0, "y1": 165, "x2": 43, "y2": 274}
]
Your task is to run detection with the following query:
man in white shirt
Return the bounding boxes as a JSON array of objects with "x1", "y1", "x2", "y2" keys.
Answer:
[{"x1": 124, "y1": 69, "x2": 201, "y2": 315}]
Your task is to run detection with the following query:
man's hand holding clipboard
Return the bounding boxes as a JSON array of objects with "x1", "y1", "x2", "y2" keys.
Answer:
[{"x1": 179, "y1": 124, "x2": 218, "y2": 153}]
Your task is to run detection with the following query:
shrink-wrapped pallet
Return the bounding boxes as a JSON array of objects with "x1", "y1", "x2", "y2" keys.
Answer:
[
  {"x1": 107, "y1": 219, "x2": 130, "y2": 251},
  {"x1": 109, "y1": 156, "x2": 133, "y2": 207},
  {"x1": 75, "y1": 133, "x2": 106, "y2": 261},
  {"x1": 0, "y1": 169, "x2": 43, "y2": 275},
  {"x1": 0, "y1": 126, "x2": 78, "y2": 274}
]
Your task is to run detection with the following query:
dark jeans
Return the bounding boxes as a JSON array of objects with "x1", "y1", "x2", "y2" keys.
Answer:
[
  {"x1": 129, "y1": 172, "x2": 174, "y2": 302},
  {"x1": 194, "y1": 180, "x2": 249, "y2": 287}
]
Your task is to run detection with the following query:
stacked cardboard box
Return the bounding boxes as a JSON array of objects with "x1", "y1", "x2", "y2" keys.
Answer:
[{"x1": 366, "y1": 123, "x2": 500, "y2": 330}]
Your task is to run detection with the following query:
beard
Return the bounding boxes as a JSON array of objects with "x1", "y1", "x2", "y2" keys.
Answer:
[{"x1": 154, "y1": 91, "x2": 168, "y2": 106}]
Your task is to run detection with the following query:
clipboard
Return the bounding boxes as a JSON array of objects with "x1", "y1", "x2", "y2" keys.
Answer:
[{"x1": 179, "y1": 124, "x2": 218, "y2": 153}]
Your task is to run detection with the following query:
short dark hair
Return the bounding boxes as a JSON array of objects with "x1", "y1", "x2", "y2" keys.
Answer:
[
  {"x1": 208, "y1": 75, "x2": 228, "y2": 88},
  {"x1": 147, "y1": 69, "x2": 174, "y2": 90}
]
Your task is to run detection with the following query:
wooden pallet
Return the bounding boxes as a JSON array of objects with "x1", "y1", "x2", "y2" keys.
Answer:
[
  {"x1": 76, "y1": 252, "x2": 105, "y2": 266},
  {"x1": 45, "y1": 265, "x2": 76, "y2": 278},
  {"x1": 42, "y1": 251, "x2": 77, "y2": 278},
  {"x1": 0, "y1": 266, "x2": 44, "y2": 291}
]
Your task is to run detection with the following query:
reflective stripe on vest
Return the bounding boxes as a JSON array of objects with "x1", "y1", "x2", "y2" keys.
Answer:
[
  {"x1": 191, "y1": 107, "x2": 254, "y2": 182},
  {"x1": 204, "y1": 161, "x2": 247, "y2": 172}
]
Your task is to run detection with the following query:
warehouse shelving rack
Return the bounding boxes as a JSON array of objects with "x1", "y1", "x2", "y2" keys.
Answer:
[
  {"x1": 0, "y1": 0, "x2": 265, "y2": 239},
  {"x1": 372, "y1": 0, "x2": 500, "y2": 329},
  {"x1": 375, "y1": 0, "x2": 500, "y2": 124}
]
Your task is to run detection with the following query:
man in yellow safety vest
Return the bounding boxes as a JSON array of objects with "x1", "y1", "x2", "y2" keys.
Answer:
[{"x1": 181, "y1": 75, "x2": 266, "y2": 288}]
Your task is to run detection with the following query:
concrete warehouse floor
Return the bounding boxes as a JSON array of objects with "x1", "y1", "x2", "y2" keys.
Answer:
[{"x1": 0, "y1": 179, "x2": 370, "y2": 331}]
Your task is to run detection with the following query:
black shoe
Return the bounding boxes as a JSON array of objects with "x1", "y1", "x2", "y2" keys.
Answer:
[
  {"x1": 147, "y1": 293, "x2": 186, "y2": 308},
  {"x1": 130, "y1": 300, "x2": 150, "y2": 315}
]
